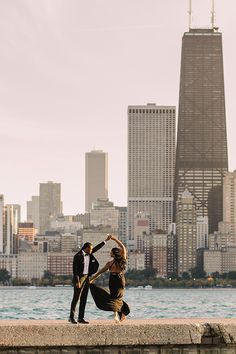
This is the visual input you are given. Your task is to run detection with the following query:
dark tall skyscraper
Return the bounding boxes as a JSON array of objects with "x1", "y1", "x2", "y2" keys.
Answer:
[{"x1": 174, "y1": 28, "x2": 228, "y2": 232}]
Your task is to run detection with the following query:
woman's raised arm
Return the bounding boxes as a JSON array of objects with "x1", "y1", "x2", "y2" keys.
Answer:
[{"x1": 110, "y1": 234, "x2": 127, "y2": 259}]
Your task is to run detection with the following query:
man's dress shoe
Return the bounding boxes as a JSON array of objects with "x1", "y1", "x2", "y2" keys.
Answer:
[
  {"x1": 68, "y1": 317, "x2": 77, "y2": 324},
  {"x1": 77, "y1": 319, "x2": 89, "y2": 324}
]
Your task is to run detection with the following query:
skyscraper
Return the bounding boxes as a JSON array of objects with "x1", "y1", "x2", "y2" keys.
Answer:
[
  {"x1": 223, "y1": 171, "x2": 236, "y2": 222},
  {"x1": 0, "y1": 195, "x2": 4, "y2": 254},
  {"x1": 0, "y1": 197, "x2": 21, "y2": 255},
  {"x1": 221, "y1": 170, "x2": 236, "y2": 243},
  {"x1": 85, "y1": 150, "x2": 108, "y2": 212},
  {"x1": 115, "y1": 206, "x2": 128, "y2": 245},
  {"x1": 3, "y1": 204, "x2": 20, "y2": 255},
  {"x1": 133, "y1": 212, "x2": 150, "y2": 251},
  {"x1": 128, "y1": 104, "x2": 176, "y2": 243},
  {"x1": 196, "y1": 216, "x2": 209, "y2": 249},
  {"x1": 39, "y1": 181, "x2": 62, "y2": 234},
  {"x1": 174, "y1": 27, "x2": 228, "y2": 231},
  {"x1": 176, "y1": 188, "x2": 197, "y2": 276},
  {"x1": 167, "y1": 223, "x2": 178, "y2": 278},
  {"x1": 27, "y1": 196, "x2": 40, "y2": 232}
]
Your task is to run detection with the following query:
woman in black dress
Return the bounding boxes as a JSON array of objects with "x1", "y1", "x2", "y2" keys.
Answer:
[{"x1": 89, "y1": 234, "x2": 130, "y2": 323}]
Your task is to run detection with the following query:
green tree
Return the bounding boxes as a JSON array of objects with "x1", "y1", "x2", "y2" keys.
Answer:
[
  {"x1": 190, "y1": 267, "x2": 206, "y2": 279},
  {"x1": 143, "y1": 268, "x2": 157, "y2": 280},
  {"x1": 43, "y1": 270, "x2": 54, "y2": 286},
  {"x1": 181, "y1": 272, "x2": 190, "y2": 280},
  {"x1": 167, "y1": 272, "x2": 178, "y2": 280},
  {"x1": 43, "y1": 270, "x2": 54, "y2": 279},
  {"x1": 0, "y1": 268, "x2": 10, "y2": 285},
  {"x1": 227, "y1": 271, "x2": 236, "y2": 280}
]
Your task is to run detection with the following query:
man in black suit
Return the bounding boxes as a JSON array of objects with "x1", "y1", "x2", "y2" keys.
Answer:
[{"x1": 68, "y1": 235, "x2": 111, "y2": 324}]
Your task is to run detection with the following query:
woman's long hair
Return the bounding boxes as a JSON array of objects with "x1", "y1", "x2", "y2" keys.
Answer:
[{"x1": 111, "y1": 247, "x2": 126, "y2": 270}]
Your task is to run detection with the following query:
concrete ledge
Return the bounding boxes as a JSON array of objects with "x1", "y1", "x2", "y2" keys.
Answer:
[{"x1": 1, "y1": 318, "x2": 236, "y2": 348}]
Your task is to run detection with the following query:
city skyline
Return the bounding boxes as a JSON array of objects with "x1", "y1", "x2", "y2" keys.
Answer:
[{"x1": 1, "y1": 0, "x2": 236, "y2": 218}]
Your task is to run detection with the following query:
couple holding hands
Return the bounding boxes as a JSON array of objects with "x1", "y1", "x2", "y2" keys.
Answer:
[{"x1": 69, "y1": 234, "x2": 130, "y2": 324}]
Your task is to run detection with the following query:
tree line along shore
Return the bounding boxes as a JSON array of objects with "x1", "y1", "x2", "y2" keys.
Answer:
[{"x1": 1, "y1": 268, "x2": 236, "y2": 288}]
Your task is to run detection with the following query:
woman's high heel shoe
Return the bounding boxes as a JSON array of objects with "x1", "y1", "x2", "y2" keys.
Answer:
[{"x1": 120, "y1": 313, "x2": 126, "y2": 322}]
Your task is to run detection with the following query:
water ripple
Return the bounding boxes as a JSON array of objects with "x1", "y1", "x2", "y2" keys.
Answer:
[{"x1": 0, "y1": 287, "x2": 236, "y2": 320}]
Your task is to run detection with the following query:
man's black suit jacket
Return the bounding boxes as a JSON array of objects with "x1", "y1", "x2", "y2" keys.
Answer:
[{"x1": 72, "y1": 241, "x2": 106, "y2": 285}]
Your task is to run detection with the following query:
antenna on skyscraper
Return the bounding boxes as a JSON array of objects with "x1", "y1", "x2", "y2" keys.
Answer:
[
  {"x1": 211, "y1": 0, "x2": 215, "y2": 29},
  {"x1": 211, "y1": 0, "x2": 218, "y2": 31},
  {"x1": 188, "y1": 0, "x2": 192, "y2": 29}
]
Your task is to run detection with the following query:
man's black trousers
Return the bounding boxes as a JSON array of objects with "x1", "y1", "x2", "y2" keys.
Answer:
[{"x1": 70, "y1": 276, "x2": 89, "y2": 320}]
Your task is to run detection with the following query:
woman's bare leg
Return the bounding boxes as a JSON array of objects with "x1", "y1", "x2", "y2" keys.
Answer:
[{"x1": 114, "y1": 312, "x2": 120, "y2": 323}]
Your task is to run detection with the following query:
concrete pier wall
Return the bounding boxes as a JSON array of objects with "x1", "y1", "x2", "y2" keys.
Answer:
[{"x1": 1, "y1": 318, "x2": 236, "y2": 353}]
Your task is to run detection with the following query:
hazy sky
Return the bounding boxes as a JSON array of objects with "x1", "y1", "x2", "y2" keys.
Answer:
[{"x1": 0, "y1": 0, "x2": 236, "y2": 219}]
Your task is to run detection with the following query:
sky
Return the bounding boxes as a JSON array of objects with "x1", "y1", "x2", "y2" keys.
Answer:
[{"x1": 0, "y1": 0, "x2": 236, "y2": 219}]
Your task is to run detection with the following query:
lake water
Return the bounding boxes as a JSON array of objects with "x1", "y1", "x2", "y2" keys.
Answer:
[{"x1": 0, "y1": 287, "x2": 236, "y2": 320}]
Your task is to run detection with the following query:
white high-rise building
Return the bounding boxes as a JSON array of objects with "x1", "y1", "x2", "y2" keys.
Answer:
[
  {"x1": 85, "y1": 150, "x2": 108, "y2": 212},
  {"x1": 128, "y1": 104, "x2": 176, "y2": 243}
]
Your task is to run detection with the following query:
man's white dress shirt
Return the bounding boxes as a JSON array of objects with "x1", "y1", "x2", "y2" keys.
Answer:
[{"x1": 82, "y1": 250, "x2": 90, "y2": 275}]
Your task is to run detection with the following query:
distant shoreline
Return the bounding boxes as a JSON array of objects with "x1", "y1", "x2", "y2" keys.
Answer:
[{"x1": 0, "y1": 284, "x2": 236, "y2": 290}]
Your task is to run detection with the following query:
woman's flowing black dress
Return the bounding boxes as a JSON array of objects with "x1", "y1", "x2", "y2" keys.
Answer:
[{"x1": 90, "y1": 272, "x2": 130, "y2": 316}]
